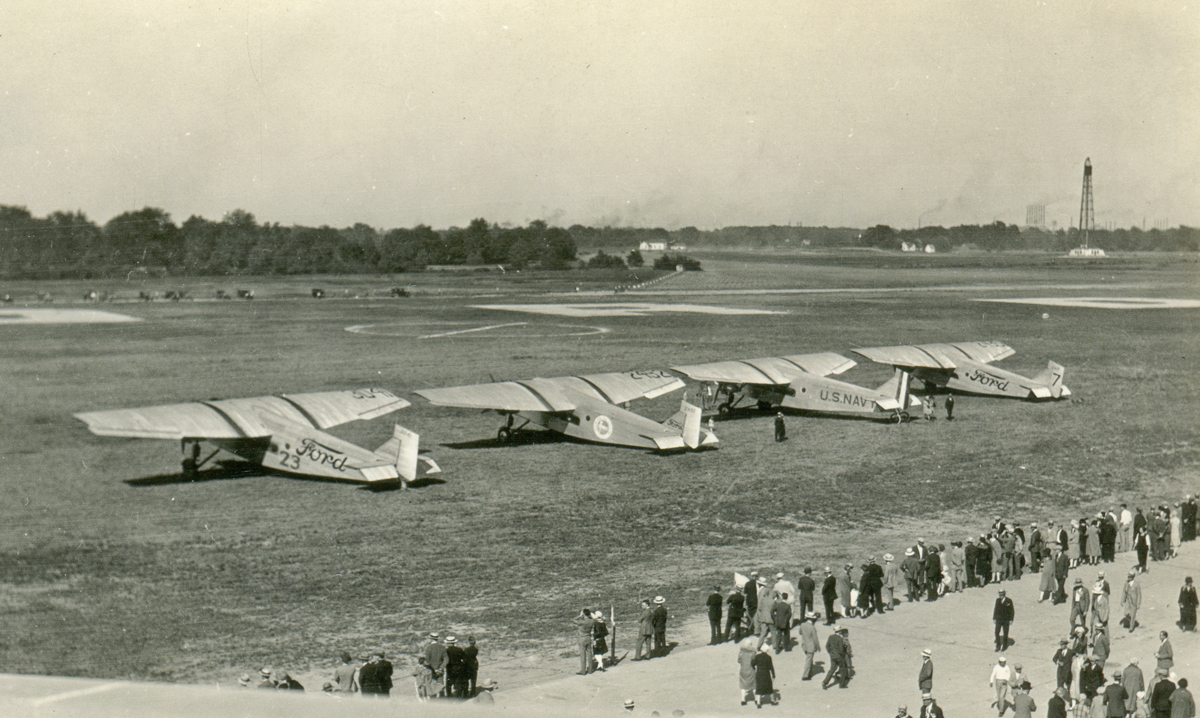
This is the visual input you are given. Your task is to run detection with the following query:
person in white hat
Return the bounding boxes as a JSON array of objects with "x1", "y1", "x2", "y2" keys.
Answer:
[
  {"x1": 989, "y1": 655, "x2": 1012, "y2": 716},
  {"x1": 881, "y1": 554, "x2": 900, "y2": 611},
  {"x1": 918, "y1": 649, "x2": 933, "y2": 693},
  {"x1": 652, "y1": 596, "x2": 668, "y2": 657}
]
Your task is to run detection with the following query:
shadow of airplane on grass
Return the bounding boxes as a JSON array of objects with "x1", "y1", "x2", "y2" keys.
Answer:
[{"x1": 124, "y1": 460, "x2": 446, "y2": 491}]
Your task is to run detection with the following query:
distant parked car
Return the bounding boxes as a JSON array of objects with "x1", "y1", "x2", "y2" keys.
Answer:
[
  {"x1": 312, "y1": 288, "x2": 325, "y2": 298},
  {"x1": 390, "y1": 286, "x2": 410, "y2": 298},
  {"x1": 237, "y1": 289, "x2": 254, "y2": 300},
  {"x1": 216, "y1": 290, "x2": 231, "y2": 300}
]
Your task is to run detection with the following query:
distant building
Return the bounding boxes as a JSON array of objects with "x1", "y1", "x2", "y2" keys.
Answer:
[
  {"x1": 1026, "y1": 204, "x2": 1046, "y2": 228},
  {"x1": 638, "y1": 241, "x2": 667, "y2": 251},
  {"x1": 924, "y1": 244, "x2": 936, "y2": 253},
  {"x1": 1068, "y1": 246, "x2": 1107, "y2": 258},
  {"x1": 901, "y1": 242, "x2": 919, "y2": 252}
]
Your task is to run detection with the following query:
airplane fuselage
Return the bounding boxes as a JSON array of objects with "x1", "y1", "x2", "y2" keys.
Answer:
[
  {"x1": 915, "y1": 359, "x2": 1069, "y2": 400},
  {"x1": 736, "y1": 374, "x2": 919, "y2": 420}
]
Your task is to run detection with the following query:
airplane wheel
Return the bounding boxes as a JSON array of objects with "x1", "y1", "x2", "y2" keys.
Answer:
[
  {"x1": 181, "y1": 458, "x2": 198, "y2": 480},
  {"x1": 717, "y1": 403, "x2": 733, "y2": 418},
  {"x1": 757, "y1": 400, "x2": 772, "y2": 412},
  {"x1": 497, "y1": 427, "x2": 512, "y2": 443},
  {"x1": 900, "y1": 412, "x2": 911, "y2": 423}
]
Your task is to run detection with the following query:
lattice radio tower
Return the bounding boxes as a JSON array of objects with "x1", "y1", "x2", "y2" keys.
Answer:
[{"x1": 1078, "y1": 158, "x2": 1094, "y2": 248}]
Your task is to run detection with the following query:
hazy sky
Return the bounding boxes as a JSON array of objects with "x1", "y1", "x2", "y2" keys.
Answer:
[{"x1": 3, "y1": 1, "x2": 1197, "y2": 230}]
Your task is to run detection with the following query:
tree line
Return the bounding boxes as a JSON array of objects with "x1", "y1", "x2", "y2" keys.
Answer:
[{"x1": 0, "y1": 204, "x2": 1195, "y2": 280}]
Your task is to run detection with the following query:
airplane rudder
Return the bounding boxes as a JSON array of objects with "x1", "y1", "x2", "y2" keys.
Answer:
[{"x1": 681, "y1": 400, "x2": 701, "y2": 449}]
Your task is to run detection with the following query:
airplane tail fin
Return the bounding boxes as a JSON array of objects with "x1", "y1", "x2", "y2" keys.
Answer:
[
  {"x1": 1031, "y1": 361, "x2": 1069, "y2": 398},
  {"x1": 372, "y1": 424, "x2": 421, "y2": 482},
  {"x1": 660, "y1": 399, "x2": 703, "y2": 449},
  {"x1": 873, "y1": 368, "x2": 914, "y2": 411}
]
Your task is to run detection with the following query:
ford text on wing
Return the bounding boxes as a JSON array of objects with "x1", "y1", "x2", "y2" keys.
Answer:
[
  {"x1": 850, "y1": 341, "x2": 1071, "y2": 400},
  {"x1": 673, "y1": 352, "x2": 923, "y2": 423},
  {"x1": 414, "y1": 370, "x2": 718, "y2": 451},
  {"x1": 74, "y1": 389, "x2": 441, "y2": 486}
]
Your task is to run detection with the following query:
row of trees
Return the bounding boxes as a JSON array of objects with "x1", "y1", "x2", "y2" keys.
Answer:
[
  {"x1": 1, "y1": 204, "x2": 1196, "y2": 279},
  {"x1": 0, "y1": 208, "x2": 579, "y2": 279},
  {"x1": 858, "y1": 222, "x2": 1200, "y2": 253}
]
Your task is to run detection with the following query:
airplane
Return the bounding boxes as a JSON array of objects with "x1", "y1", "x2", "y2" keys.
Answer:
[
  {"x1": 672, "y1": 352, "x2": 924, "y2": 422},
  {"x1": 414, "y1": 369, "x2": 718, "y2": 451},
  {"x1": 74, "y1": 388, "x2": 440, "y2": 487},
  {"x1": 850, "y1": 341, "x2": 1071, "y2": 400}
]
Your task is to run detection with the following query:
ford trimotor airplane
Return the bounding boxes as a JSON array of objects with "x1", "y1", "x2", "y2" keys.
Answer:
[
  {"x1": 850, "y1": 341, "x2": 1071, "y2": 400},
  {"x1": 74, "y1": 389, "x2": 440, "y2": 486},
  {"x1": 672, "y1": 352, "x2": 924, "y2": 422},
  {"x1": 415, "y1": 370, "x2": 717, "y2": 451}
]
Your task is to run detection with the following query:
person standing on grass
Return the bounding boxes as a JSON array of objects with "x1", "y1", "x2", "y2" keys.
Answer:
[
  {"x1": 360, "y1": 651, "x2": 393, "y2": 697},
  {"x1": 902, "y1": 548, "x2": 922, "y2": 603},
  {"x1": 652, "y1": 596, "x2": 669, "y2": 656},
  {"x1": 707, "y1": 585, "x2": 724, "y2": 644},
  {"x1": 424, "y1": 634, "x2": 447, "y2": 695},
  {"x1": 332, "y1": 651, "x2": 359, "y2": 693},
  {"x1": 573, "y1": 608, "x2": 595, "y2": 674},
  {"x1": 464, "y1": 636, "x2": 479, "y2": 697},
  {"x1": 726, "y1": 586, "x2": 746, "y2": 643},
  {"x1": 774, "y1": 412, "x2": 786, "y2": 442},
  {"x1": 944, "y1": 394, "x2": 955, "y2": 420},
  {"x1": 444, "y1": 635, "x2": 468, "y2": 697},
  {"x1": 634, "y1": 599, "x2": 654, "y2": 660}
]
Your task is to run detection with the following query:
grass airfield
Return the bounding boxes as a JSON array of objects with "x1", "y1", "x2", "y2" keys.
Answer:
[{"x1": 1, "y1": 251, "x2": 1197, "y2": 686}]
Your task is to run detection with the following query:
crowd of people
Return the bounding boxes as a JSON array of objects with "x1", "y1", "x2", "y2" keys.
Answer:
[
  {"x1": 697, "y1": 494, "x2": 1197, "y2": 714},
  {"x1": 235, "y1": 635, "x2": 495, "y2": 703}
]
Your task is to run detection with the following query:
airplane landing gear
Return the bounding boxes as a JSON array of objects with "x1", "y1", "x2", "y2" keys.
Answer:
[
  {"x1": 893, "y1": 412, "x2": 911, "y2": 424},
  {"x1": 497, "y1": 426, "x2": 513, "y2": 443},
  {"x1": 717, "y1": 403, "x2": 733, "y2": 418},
  {"x1": 181, "y1": 441, "x2": 201, "y2": 479},
  {"x1": 756, "y1": 400, "x2": 773, "y2": 412}
]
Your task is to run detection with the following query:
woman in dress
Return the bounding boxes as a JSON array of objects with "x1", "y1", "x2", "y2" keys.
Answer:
[
  {"x1": 1068, "y1": 521, "x2": 1082, "y2": 568},
  {"x1": 1180, "y1": 576, "x2": 1198, "y2": 632},
  {"x1": 1085, "y1": 518, "x2": 1102, "y2": 566},
  {"x1": 751, "y1": 643, "x2": 775, "y2": 708},
  {"x1": 737, "y1": 635, "x2": 757, "y2": 705},
  {"x1": 1170, "y1": 508, "x2": 1182, "y2": 559}
]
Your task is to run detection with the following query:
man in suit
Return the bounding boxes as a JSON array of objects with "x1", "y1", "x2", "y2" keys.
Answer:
[
  {"x1": 744, "y1": 571, "x2": 760, "y2": 630},
  {"x1": 652, "y1": 596, "x2": 668, "y2": 656},
  {"x1": 1155, "y1": 631, "x2": 1173, "y2": 672},
  {"x1": 771, "y1": 592, "x2": 792, "y2": 651},
  {"x1": 821, "y1": 625, "x2": 851, "y2": 689},
  {"x1": 573, "y1": 609, "x2": 595, "y2": 674},
  {"x1": 863, "y1": 556, "x2": 885, "y2": 616},
  {"x1": 634, "y1": 599, "x2": 654, "y2": 660},
  {"x1": 706, "y1": 585, "x2": 724, "y2": 644},
  {"x1": 919, "y1": 693, "x2": 945, "y2": 718},
  {"x1": 822, "y1": 567, "x2": 838, "y2": 624},
  {"x1": 423, "y1": 633, "x2": 447, "y2": 695},
  {"x1": 797, "y1": 567, "x2": 817, "y2": 618},
  {"x1": 444, "y1": 635, "x2": 468, "y2": 697},
  {"x1": 725, "y1": 587, "x2": 746, "y2": 643},
  {"x1": 798, "y1": 612, "x2": 821, "y2": 680},
  {"x1": 359, "y1": 650, "x2": 394, "y2": 696},
  {"x1": 993, "y1": 589, "x2": 1015, "y2": 652},
  {"x1": 1150, "y1": 669, "x2": 1175, "y2": 718},
  {"x1": 918, "y1": 649, "x2": 933, "y2": 693},
  {"x1": 1047, "y1": 686, "x2": 1068, "y2": 718}
]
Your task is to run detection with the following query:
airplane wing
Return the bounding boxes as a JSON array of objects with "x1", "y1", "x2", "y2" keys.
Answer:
[
  {"x1": 415, "y1": 370, "x2": 684, "y2": 413},
  {"x1": 850, "y1": 341, "x2": 1015, "y2": 369},
  {"x1": 672, "y1": 353, "x2": 856, "y2": 385},
  {"x1": 74, "y1": 389, "x2": 409, "y2": 440}
]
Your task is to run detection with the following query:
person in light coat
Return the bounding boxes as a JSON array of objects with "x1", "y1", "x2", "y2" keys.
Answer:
[
  {"x1": 1123, "y1": 569, "x2": 1143, "y2": 632},
  {"x1": 798, "y1": 613, "x2": 821, "y2": 680}
]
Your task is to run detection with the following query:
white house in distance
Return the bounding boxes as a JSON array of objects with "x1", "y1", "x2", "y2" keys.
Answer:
[
  {"x1": 638, "y1": 241, "x2": 667, "y2": 251},
  {"x1": 901, "y1": 242, "x2": 936, "y2": 253}
]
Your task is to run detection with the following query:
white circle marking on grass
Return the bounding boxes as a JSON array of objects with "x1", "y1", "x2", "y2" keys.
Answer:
[{"x1": 973, "y1": 297, "x2": 1200, "y2": 309}]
